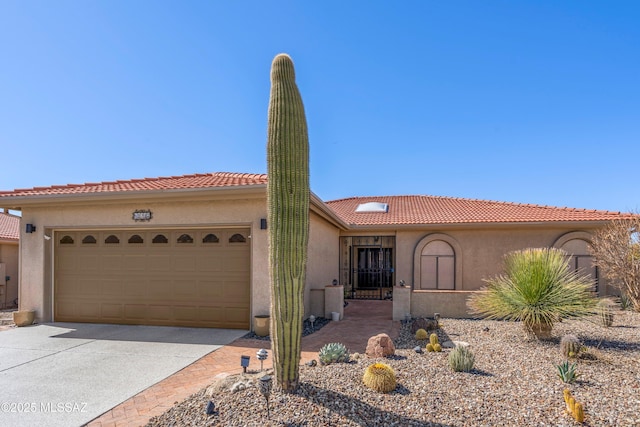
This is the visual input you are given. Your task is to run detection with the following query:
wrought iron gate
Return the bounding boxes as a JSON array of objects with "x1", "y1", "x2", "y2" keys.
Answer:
[{"x1": 340, "y1": 236, "x2": 395, "y2": 300}]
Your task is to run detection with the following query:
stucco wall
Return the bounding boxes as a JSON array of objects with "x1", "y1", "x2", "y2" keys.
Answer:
[
  {"x1": 393, "y1": 225, "x2": 608, "y2": 318},
  {"x1": 19, "y1": 196, "x2": 270, "y2": 323},
  {"x1": 395, "y1": 225, "x2": 605, "y2": 291},
  {"x1": 0, "y1": 241, "x2": 19, "y2": 308},
  {"x1": 306, "y1": 211, "x2": 340, "y2": 317}
]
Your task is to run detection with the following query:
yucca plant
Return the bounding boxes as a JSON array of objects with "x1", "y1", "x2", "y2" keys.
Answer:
[{"x1": 467, "y1": 248, "x2": 598, "y2": 339}]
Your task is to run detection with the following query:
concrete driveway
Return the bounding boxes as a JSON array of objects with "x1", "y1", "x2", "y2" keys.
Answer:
[{"x1": 0, "y1": 323, "x2": 247, "y2": 427}]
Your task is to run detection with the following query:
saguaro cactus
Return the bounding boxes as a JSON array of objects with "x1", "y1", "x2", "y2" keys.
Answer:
[{"x1": 266, "y1": 53, "x2": 310, "y2": 392}]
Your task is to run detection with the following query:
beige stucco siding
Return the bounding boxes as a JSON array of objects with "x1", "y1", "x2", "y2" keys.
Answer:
[
  {"x1": 305, "y1": 211, "x2": 340, "y2": 316},
  {"x1": 394, "y1": 225, "x2": 605, "y2": 292},
  {"x1": 18, "y1": 196, "x2": 269, "y2": 324}
]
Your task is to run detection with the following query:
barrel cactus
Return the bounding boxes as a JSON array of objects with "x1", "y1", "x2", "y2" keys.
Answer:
[
  {"x1": 415, "y1": 328, "x2": 428, "y2": 340},
  {"x1": 318, "y1": 342, "x2": 350, "y2": 365},
  {"x1": 560, "y1": 334, "x2": 582, "y2": 358},
  {"x1": 363, "y1": 363, "x2": 396, "y2": 393},
  {"x1": 267, "y1": 53, "x2": 310, "y2": 392}
]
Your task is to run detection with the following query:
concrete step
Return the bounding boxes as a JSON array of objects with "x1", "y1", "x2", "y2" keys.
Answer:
[{"x1": 0, "y1": 310, "x2": 16, "y2": 326}]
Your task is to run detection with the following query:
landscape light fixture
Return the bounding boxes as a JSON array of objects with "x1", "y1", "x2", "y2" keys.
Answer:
[
  {"x1": 26, "y1": 224, "x2": 36, "y2": 233},
  {"x1": 240, "y1": 355, "x2": 250, "y2": 374},
  {"x1": 309, "y1": 315, "x2": 315, "y2": 331},
  {"x1": 205, "y1": 400, "x2": 217, "y2": 415},
  {"x1": 256, "y1": 348, "x2": 268, "y2": 371},
  {"x1": 258, "y1": 375, "x2": 273, "y2": 419}
]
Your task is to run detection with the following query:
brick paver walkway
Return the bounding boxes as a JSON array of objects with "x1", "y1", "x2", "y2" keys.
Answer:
[{"x1": 87, "y1": 300, "x2": 399, "y2": 427}]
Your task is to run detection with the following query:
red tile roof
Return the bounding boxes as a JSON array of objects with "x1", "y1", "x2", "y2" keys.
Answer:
[
  {"x1": 326, "y1": 195, "x2": 632, "y2": 226},
  {"x1": 0, "y1": 172, "x2": 268, "y2": 198},
  {"x1": 0, "y1": 212, "x2": 20, "y2": 241},
  {"x1": 0, "y1": 172, "x2": 632, "y2": 226}
]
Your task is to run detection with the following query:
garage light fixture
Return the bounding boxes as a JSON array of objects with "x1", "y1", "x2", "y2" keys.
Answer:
[
  {"x1": 26, "y1": 224, "x2": 36, "y2": 233},
  {"x1": 260, "y1": 218, "x2": 267, "y2": 229}
]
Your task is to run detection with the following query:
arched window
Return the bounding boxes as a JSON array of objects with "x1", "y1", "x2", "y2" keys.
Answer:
[
  {"x1": 152, "y1": 234, "x2": 168, "y2": 244},
  {"x1": 203, "y1": 233, "x2": 219, "y2": 243},
  {"x1": 229, "y1": 233, "x2": 246, "y2": 243},
  {"x1": 561, "y1": 238, "x2": 598, "y2": 292},
  {"x1": 105, "y1": 235, "x2": 120, "y2": 244},
  {"x1": 60, "y1": 235, "x2": 74, "y2": 244},
  {"x1": 82, "y1": 235, "x2": 97, "y2": 244},
  {"x1": 128, "y1": 234, "x2": 144, "y2": 244},
  {"x1": 420, "y1": 240, "x2": 455, "y2": 290},
  {"x1": 177, "y1": 234, "x2": 194, "y2": 244},
  {"x1": 553, "y1": 231, "x2": 598, "y2": 293}
]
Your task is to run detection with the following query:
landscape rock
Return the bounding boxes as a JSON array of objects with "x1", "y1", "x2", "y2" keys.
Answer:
[{"x1": 365, "y1": 333, "x2": 396, "y2": 357}]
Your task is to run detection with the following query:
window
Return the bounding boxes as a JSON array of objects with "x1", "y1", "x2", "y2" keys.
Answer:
[
  {"x1": 560, "y1": 238, "x2": 598, "y2": 292},
  {"x1": 105, "y1": 235, "x2": 120, "y2": 244},
  {"x1": 203, "y1": 233, "x2": 219, "y2": 243},
  {"x1": 82, "y1": 235, "x2": 97, "y2": 244},
  {"x1": 420, "y1": 240, "x2": 455, "y2": 290},
  {"x1": 177, "y1": 234, "x2": 194, "y2": 244},
  {"x1": 152, "y1": 234, "x2": 168, "y2": 244},
  {"x1": 60, "y1": 235, "x2": 74, "y2": 244},
  {"x1": 229, "y1": 233, "x2": 246, "y2": 243},
  {"x1": 128, "y1": 234, "x2": 144, "y2": 244}
]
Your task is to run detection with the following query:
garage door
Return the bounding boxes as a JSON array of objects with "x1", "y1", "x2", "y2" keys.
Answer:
[{"x1": 54, "y1": 228, "x2": 250, "y2": 328}]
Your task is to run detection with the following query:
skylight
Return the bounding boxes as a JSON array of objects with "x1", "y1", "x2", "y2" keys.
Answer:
[{"x1": 355, "y1": 202, "x2": 389, "y2": 213}]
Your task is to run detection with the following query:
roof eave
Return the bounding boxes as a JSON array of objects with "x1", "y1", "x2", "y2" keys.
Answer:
[
  {"x1": 0, "y1": 184, "x2": 268, "y2": 210},
  {"x1": 343, "y1": 219, "x2": 617, "y2": 230}
]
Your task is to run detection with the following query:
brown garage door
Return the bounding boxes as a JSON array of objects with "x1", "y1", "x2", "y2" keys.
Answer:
[{"x1": 54, "y1": 228, "x2": 250, "y2": 328}]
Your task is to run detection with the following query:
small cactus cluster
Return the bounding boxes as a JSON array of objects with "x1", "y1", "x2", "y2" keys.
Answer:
[
  {"x1": 560, "y1": 335, "x2": 582, "y2": 359},
  {"x1": 563, "y1": 389, "x2": 585, "y2": 423},
  {"x1": 448, "y1": 345, "x2": 475, "y2": 372},
  {"x1": 362, "y1": 363, "x2": 396, "y2": 393},
  {"x1": 415, "y1": 328, "x2": 428, "y2": 340},
  {"x1": 318, "y1": 342, "x2": 350, "y2": 365},
  {"x1": 426, "y1": 333, "x2": 442, "y2": 352}
]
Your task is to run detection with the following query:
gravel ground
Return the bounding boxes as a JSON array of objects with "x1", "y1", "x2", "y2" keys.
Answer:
[{"x1": 147, "y1": 310, "x2": 640, "y2": 427}]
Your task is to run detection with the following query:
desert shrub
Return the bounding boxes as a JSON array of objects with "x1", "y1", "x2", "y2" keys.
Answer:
[
  {"x1": 362, "y1": 363, "x2": 396, "y2": 393},
  {"x1": 448, "y1": 345, "x2": 475, "y2": 372},
  {"x1": 467, "y1": 248, "x2": 597, "y2": 338}
]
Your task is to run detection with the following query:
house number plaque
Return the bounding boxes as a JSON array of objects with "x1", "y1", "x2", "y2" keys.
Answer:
[{"x1": 132, "y1": 210, "x2": 153, "y2": 222}]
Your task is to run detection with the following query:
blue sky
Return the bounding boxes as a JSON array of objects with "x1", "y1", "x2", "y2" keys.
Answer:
[{"x1": 1, "y1": 1, "x2": 638, "y2": 213}]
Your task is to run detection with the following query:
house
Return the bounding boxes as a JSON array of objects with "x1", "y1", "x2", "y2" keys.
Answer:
[
  {"x1": 0, "y1": 172, "x2": 630, "y2": 328},
  {"x1": 0, "y1": 210, "x2": 20, "y2": 309}
]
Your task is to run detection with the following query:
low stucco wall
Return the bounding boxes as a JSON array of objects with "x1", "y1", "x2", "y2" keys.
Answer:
[{"x1": 410, "y1": 290, "x2": 480, "y2": 319}]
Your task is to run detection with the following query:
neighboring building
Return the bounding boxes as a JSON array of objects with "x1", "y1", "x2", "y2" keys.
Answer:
[
  {"x1": 0, "y1": 211, "x2": 20, "y2": 309},
  {"x1": 0, "y1": 172, "x2": 631, "y2": 327}
]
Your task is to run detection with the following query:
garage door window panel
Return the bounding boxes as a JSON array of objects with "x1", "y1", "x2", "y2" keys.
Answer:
[
  {"x1": 104, "y1": 235, "x2": 120, "y2": 244},
  {"x1": 203, "y1": 233, "x2": 220, "y2": 243},
  {"x1": 128, "y1": 234, "x2": 144, "y2": 244},
  {"x1": 152, "y1": 234, "x2": 168, "y2": 244}
]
